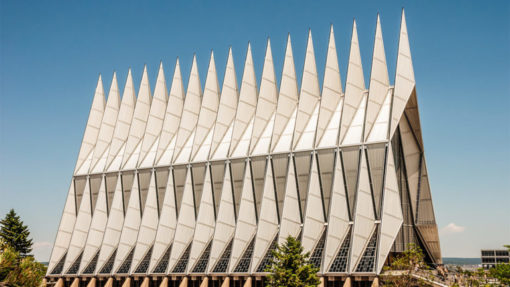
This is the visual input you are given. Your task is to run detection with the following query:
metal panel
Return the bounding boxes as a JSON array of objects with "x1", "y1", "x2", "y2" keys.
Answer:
[
  {"x1": 167, "y1": 168, "x2": 196, "y2": 273},
  {"x1": 302, "y1": 155, "x2": 326, "y2": 253},
  {"x1": 271, "y1": 35, "x2": 298, "y2": 153},
  {"x1": 278, "y1": 156, "x2": 302, "y2": 244},
  {"x1": 316, "y1": 26, "x2": 343, "y2": 149},
  {"x1": 95, "y1": 175, "x2": 124, "y2": 274},
  {"x1": 173, "y1": 56, "x2": 202, "y2": 164},
  {"x1": 349, "y1": 151, "x2": 376, "y2": 273},
  {"x1": 230, "y1": 44, "x2": 257, "y2": 158},
  {"x1": 251, "y1": 159, "x2": 279, "y2": 273},
  {"x1": 210, "y1": 49, "x2": 238, "y2": 160},
  {"x1": 155, "y1": 59, "x2": 185, "y2": 166},
  {"x1": 148, "y1": 168, "x2": 178, "y2": 273},
  {"x1": 390, "y1": 11, "x2": 416, "y2": 137},
  {"x1": 250, "y1": 40, "x2": 277, "y2": 156},
  {"x1": 106, "y1": 70, "x2": 136, "y2": 172},
  {"x1": 74, "y1": 75, "x2": 106, "y2": 174},
  {"x1": 121, "y1": 66, "x2": 152, "y2": 170},
  {"x1": 192, "y1": 53, "x2": 220, "y2": 162},
  {"x1": 293, "y1": 31, "x2": 320, "y2": 151},
  {"x1": 139, "y1": 63, "x2": 168, "y2": 168},
  {"x1": 339, "y1": 21, "x2": 365, "y2": 144},
  {"x1": 130, "y1": 172, "x2": 160, "y2": 273},
  {"x1": 364, "y1": 15, "x2": 390, "y2": 142},
  {"x1": 324, "y1": 152, "x2": 350, "y2": 272},
  {"x1": 90, "y1": 74, "x2": 120, "y2": 173}
]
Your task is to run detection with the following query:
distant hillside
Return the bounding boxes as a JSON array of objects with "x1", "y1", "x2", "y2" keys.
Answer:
[{"x1": 443, "y1": 257, "x2": 481, "y2": 265}]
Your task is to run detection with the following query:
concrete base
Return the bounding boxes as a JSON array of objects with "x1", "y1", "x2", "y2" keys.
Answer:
[
  {"x1": 179, "y1": 277, "x2": 188, "y2": 287},
  {"x1": 371, "y1": 277, "x2": 379, "y2": 287},
  {"x1": 319, "y1": 277, "x2": 325, "y2": 287},
  {"x1": 54, "y1": 278, "x2": 64, "y2": 287},
  {"x1": 221, "y1": 277, "x2": 230, "y2": 287},
  {"x1": 122, "y1": 277, "x2": 131, "y2": 287},
  {"x1": 200, "y1": 277, "x2": 209, "y2": 287},
  {"x1": 243, "y1": 277, "x2": 252, "y2": 287},
  {"x1": 343, "y1": 277, "x2": 352, "y2": 287},
  {"x1": 104, "y1": 278, "x2": 114, "y2": 287},
  {"x1": 86, "y1": 278, "x2": 96, "y2": 287},
  {"x1": 159, "y1": 277, "x2": 169, "y2": 287}
]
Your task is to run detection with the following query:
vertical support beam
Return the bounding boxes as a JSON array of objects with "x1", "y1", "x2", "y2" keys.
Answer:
[
  {"x1": 86, "y1": 278, "x2": 96, "y2": 287},
  {"x1": 343, "y1": 277, "x2": 352, "y2": 287},
  {"x1": 243, "y1": 277, "x2": 252, "y2": 287},
  {"x1": 200, "y1": 277, "x2": 209, "y2": 287},
  {"x1": 141, "y1": 277, "x2": 150, "y2": 287},
  {"x1": 104, "y1": 278, "x2": 114, "y2": 287},
  {"x1": 179, "y1": 277, "x2": 188, "y2": 287},
  {"x1": 221, "y1": 277, "x2": 230, "y2": 287},
  {"x1": 318, "y1": 277, "x2": 325, "y2": 287},
  {"x1": 55, "y1": 278, "x2": 64, "y2": 287},
  {"x1": 70, "y1": 278, "x2": 80, "y2": 287},
  {"x1": 122, "y1": 277, "x2": 131, "y2": 287},
  {"x1": 371, "y1": 277, "x2": 380, "y2": 287},
  {"x1": 159, "y1": 277, "x2": 169, "y2": 287}
]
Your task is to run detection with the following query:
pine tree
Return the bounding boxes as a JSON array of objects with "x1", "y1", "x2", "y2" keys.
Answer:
[
  {"x1": 265, "y1": 236, "x2": 321, "y2": 287},
  {"x1": 0, "y1": 209, "x2": 33, "y2": 256}
]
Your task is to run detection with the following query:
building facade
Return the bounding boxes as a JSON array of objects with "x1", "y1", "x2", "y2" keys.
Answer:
[
  {"x1": 47, "y1": 11, "x2": 441, "y2": 287},
  {"x1": 481, "y1": 250, "x2": 510, "y2": 269}
]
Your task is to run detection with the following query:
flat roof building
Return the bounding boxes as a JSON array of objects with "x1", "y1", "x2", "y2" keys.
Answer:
[
  {"x1": 46, "y1": 10, "x2": 441, "y2": 287},
  {"x1": 481, "y1": 250, "x2": 510, "y2": 269}
]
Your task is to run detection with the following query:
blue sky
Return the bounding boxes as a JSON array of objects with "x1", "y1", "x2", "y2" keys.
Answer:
[{"x1": 0, "y1": 0, "x2": 508, "y2": 261}]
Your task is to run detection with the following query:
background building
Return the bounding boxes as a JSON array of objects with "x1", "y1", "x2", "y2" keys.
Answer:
[
  {"x1": 46, "y1": 10, "x2": 441, "y2": 287},
  {"x1": 481, "y1": 250, "x2": 510, "y2": 269}
]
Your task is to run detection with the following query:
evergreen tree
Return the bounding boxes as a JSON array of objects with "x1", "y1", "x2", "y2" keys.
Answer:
[
  {"x1": 265, "y1": 236, "x2": 321, "y2": 287},
  {"x1": 0, "y1": 209, "x2": 33, "y2": 256}
]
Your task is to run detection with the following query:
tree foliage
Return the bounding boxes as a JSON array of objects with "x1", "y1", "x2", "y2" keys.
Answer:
[
  {"x1": 489, "y1": 263, "x2": 510, "y2": 286},
  {"x1": 381, "y1": 243, "x2": 431, "y2": 287},
  {"x1": 0, "y1": 209, "x2": 33, "y2": 256},
  {"x1": 0, "y1": 240, "x2": 46, "y2": 287},
  {"x1": 265, "y1": 236, "x2": 321, "y2": 287}
]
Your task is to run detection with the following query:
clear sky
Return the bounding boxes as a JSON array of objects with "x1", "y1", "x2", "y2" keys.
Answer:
[{"x1": 0, "y1": 0, "x2": 509, "y2": 261}]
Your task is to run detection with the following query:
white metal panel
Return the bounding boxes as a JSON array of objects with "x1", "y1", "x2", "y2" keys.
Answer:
[
  {"x1": 349, "y1": 151, "x2": 376, "y2": 273},
  {"x1": 167, "y1": 168, "x2": 196, "y2": 272},
  {"x1": 95, "y1": 175, "x2": 124, "y2": 273},
  {"x1": 106, "y1": 70, "x2": 136, "y2": 172},
  {"x1": 210, "y1": 49, "x2": 238, "y2": 160},
  {"x1": 48, "y1": 182, "x2": 76, "y2": 275},
  {"x1": 318, "y1": 99, "x2": 343, "y2": 148},
  {"x1": 364, "y1": 15, "x2": 390, "y2": 142},
  {"x1": 173, "y1": 56, "x2": 202, "y2": 164},
  {"x1": 230, "y1": 44, "x2": 257, "y2": 158},
  {"x1": 367, "y1": 90, "x2": 392, "y2": 142},
  {"x1": 208, "y1": 164, "x2": 236, "y2": 273},
  {"x1": 79, "y1": 175, "x2": 109, "y2": 274},
  {"x1": 130, "y1": 172, "x2": 160, "y2": 273},
  {"x1": 229, "y1": 162, "x2": 257, "y2": 273},
  {"x1": 278, "y1": 157, "x2": 301, "y2": 244},
  {"x1": 251, "y1": 160, "x2": 279, "y2": 273},
  {"x1": 250, "y1": 39, "x2": 277, "y2": 156},
  {"x1": 293, "y1": 30, "x2": 320, "y2": 151},
  {"x1": 192, "y1": 53, "x2": 220, "y2": 162},
  {"x1": 301, "y1": 155, "x2": 326, "y2": 253},
  {"x1": 316, "y1": 26, "x2": 342, "y2": 148},
  {"x1": 342, "y1": 94, "x2": 367, "y2": 145},
  {"x1": 121, "y1": 66, "x2": 152, "y2": 169},
  {"x1": 376, "y1": 144, "x2": 403, "y2": 273},
  {"x1": 139, "y1": 63, "x2": 168, "y2": 168},
  {"x1": 63, "y1": 179, "x2": 92, "y2": 273},
  {"x1": 90, "y1": 73, "x2": 121, "y2": 173},
  {"x1": 156, "y1": 59, "x2": 185, "y2": 166},
  {"x1": 74, "y1": 75, "x2": 106, "y2": 174},
  {"x1": 149, "y1": 168, "x2": 178, "y2": 273},
  {"x1": 112, "y1": 175, "x2": 142, "y2": 273},
  {"x1": 339, "y1": 21, "x2": 365, "y2": 144},
  {"x1": 75, "y1": 150, "x2": 94, "y2": 176},
  {"x1": 324, "y1": 152, "x2": 350, "y2": 272},
  {"x1": 187, "y1": 165, "x2": 216, "y2": 272},
  {"x1": 390, "y1": 10, "x2": 415, "y2": 137},
  {"x1": 273, "y1": 108, "x2": 297, "y2": 153},
  {"x1": 271, "y1": 35, "x2": 298, "y2": 153},
  {"x1": 399, "y1": 117, "x2": 420, "y2": 215}
]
